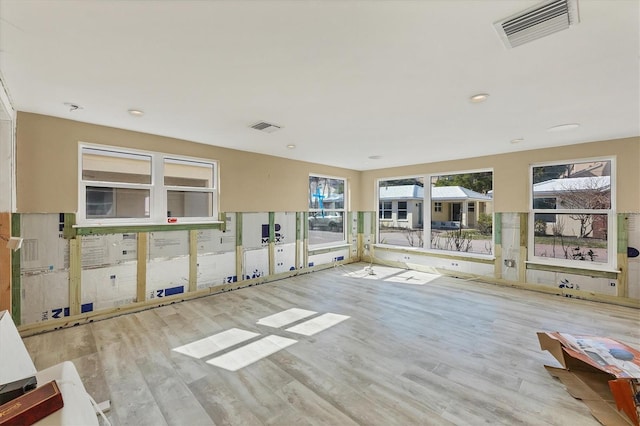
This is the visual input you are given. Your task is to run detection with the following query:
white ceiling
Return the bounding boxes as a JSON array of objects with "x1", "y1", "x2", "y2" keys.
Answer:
[{"x1": 0, "y1": 0, "x2": 638, "y2": 171}]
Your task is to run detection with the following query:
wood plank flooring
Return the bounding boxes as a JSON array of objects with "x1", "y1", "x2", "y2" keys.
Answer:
[{"x1": 23, "y1": 263, "x2": 640, "y2": 425}]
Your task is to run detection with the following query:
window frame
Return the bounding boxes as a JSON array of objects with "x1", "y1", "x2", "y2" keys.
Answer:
[
  {"x1": 78, "y1": 143, "x2": 219, "y2": 226},
  {"x1": 308, "y1": 173, "x2": 347, "y2": 248},
  {"x1": 528, "y1": 157, "x2": 616, "y2": 271},
  {"x1": 376, "y1": 169, "x2": 494, "y2": 259}
]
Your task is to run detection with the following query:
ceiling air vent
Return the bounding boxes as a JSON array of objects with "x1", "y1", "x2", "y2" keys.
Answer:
[
  {"x1": 250, "y1": 121, "x2": 282, "y2": 133},
  {"x1": 494, "y1": 0, "x2": 579, "y2": 48}
]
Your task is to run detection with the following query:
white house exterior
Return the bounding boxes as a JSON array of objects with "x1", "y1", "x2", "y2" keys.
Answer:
[{"x1": 379, "y1": 185, "x2": 493, "y2": 229}]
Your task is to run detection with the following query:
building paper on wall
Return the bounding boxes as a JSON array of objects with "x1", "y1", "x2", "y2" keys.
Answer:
[
  {"x1": 196, "y1": 251, "x2": 237, "y2": 288},
  {"x1": 243, "y1": 248, "x2": 268, "y2": 279},
  {"x1": 149, "y1": 230, "x2": 189, "y2": 259},
  {"x1": 81, "y1": 233, "x2": 137, "y2": 268},
  {"x1": 21, "y1": 271, "x2": 70, "y2": 325},
  {"x1": 274, "y1": 212, "x2": 296, "y2": 245},
  {"x1": 146, "y1": 257, "x2": 190, "y2": 299},
  {"x1": 20, "y1": 214, "x2": 69, "y2": 273},
  {"x1": 242, "y1": 213, "x2": 269, "y2": 249},
  {"x1": 82, "y1": 263, "x2": 138, "y2": 311}
]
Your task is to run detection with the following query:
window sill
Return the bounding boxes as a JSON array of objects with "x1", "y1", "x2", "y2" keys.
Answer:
[{"x1": 71, "y1": 221, "x2": 224, "y2": 236}]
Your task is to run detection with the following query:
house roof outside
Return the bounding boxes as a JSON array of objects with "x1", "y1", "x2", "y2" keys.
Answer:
[
  {"x1": 533, "y1": 176, "x2": 610, "y2": 197},
  {"x1": 379, "y1": 185, "x2": 492, "y2": 202}
]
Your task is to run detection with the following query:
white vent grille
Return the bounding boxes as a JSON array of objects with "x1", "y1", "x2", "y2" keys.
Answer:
[
  {"x1": 494, "y1": 0, "x2": 579, "y2": 48},
  {"x1": 250, "y1": 121, "x2": 282, "y2": 133}
]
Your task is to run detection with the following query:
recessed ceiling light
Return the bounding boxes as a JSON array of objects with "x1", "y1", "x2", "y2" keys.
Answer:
[
  {"x1": 286, "y1": 144, "x2": 296, "y2": 149},
  {"x1": 469, "y1": 93, "x2": 489, "y2": 103},
  {"x1": 510, "y1": 138, "x2": 524, "y2": 144},
  {"x1": 128, "y1": 109, "x2": 144, "y2": 117},
  {"x1": 368, "y1": 155, "x2": 382, "y2": 160},
  {"x1": 547, "y1": 123, "x2": 580, "y2": 132}
]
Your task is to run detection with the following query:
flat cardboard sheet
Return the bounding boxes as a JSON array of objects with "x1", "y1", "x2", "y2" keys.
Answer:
[{"x1": 538, "y1": 332, "x2": 640, "y2": 426}]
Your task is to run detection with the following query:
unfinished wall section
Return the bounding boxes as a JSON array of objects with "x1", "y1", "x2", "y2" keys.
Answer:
[
  {"x1": 370, "y1": 212, "x2": 638, "y2": 307},
  {"x1": 14, "y1": 210, "x2": 359, "y2": 334}
]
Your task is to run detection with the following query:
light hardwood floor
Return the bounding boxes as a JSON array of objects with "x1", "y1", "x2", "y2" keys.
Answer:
[{"x1": 23, "y1": 263, "x2": 640, "y2": 425}]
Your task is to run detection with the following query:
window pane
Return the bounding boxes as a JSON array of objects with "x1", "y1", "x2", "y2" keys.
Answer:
[
  {"x1": 532, "y1": 160, "x2": 611, "y2": 210},
  {"x1": 533, "y1": 213, "x2": 608, "y2": 263},
  {"x1": 165, "y1": 159, "x2": 214, "y2": 188},
  {"x1": 86, "y1": 187, "x2": 150, "y2": 218},
  {"x1": 82, "y1": 149, "x2": 151, "y2": 184},
  {"x1": 378, "y1": 177, "x2": 424, "y2": 248},
  {"x1": 398, "y1": 201, "x2": 408, "y2": 220},
  {"x1": 308, "y1": 211, "x2": 344, "y2": 245},
  {"x1": 308, "y1": 175, "x2": 346, "y2": 246},
  {"x1": 167, "y1": 191, "x2": 212, "y2": 217},
  {"x1": 430, "y1": 172, "x2": 493, "y2": 255},
  {"x1": 309, "y1": 177, "x2": 344, "y2": 210}
]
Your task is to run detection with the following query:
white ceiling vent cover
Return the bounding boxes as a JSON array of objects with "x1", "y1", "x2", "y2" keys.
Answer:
[
  {"x1": 250, "y1": 121, "x2": 282, "y2": 133},
  {"x1": 494, "y1": 0, "x2": 579, "y2": 48}
]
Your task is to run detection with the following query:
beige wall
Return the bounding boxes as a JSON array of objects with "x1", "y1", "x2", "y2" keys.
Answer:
[
  {"x1": 16, "y1": 112, "x2": 361, "y2": 213},
  {"x1": 360, "y1": 137, "x2": 640, "y2": 213},
  {"x1": 15, "y1": 113, "x2": 639, "y2": 215}
]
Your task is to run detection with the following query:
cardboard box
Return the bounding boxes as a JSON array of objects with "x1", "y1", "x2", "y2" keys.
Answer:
[{"x1": 538, "y1": 332, "x2": 640, "y2": 425}]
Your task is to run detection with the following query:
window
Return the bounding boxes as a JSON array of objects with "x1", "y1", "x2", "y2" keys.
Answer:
[
  {"x1": 378, "y1": 177, "x2": 424, "y2": 248},
  {"x1": 79, "y1": 145, "x2": 218, "y2": 225},
  {"x1": 397, "y1": 201, "x2": 408, "y2": 220},
  {"x1": 530, "y1": 159, "x2": 614, "y2": 268},
  {"x1": 377, "y1": 173, "x2": 492, "y2": 254},
  {"x1": 429, "y1": 171, "x2": 493, "y2": 255},
  {"x1": 165, "y1": 158, "x2": 215, "y2": 218},
  {"x1": 308, "y1": 175, "x2": 346, "y2": 246},
  {"x1": 379, "y1": 201, "x2": 392, "y2": 219}
]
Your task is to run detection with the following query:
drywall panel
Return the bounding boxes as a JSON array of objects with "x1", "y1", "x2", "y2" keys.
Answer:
[
  {"x1": 308, "y1": 249, "x2": 349, "y2": 267},
  {"x1": 81, "y1": 233, "x2": 137, "y2": 268},
  {"x1": 21, "y1": 271, "x2": 70, "y2": 325},
  {"x1": 274, "y1": 243, "x2": 296, "y2": 273},
  {"x1": 148, "y1": 230, "x2": 189, "y2": 259},
  {"x1": 359, "y1": 137, "x2": 640, "y2": 213},
  {"x1": 81, "y1": 263, "x2": 137, "y2": 311},
  {"x1": 146, "y1": 256, "x2": 189, "y2": 300},
  {"x1": 16, "y1": 113, "x2": 361, "y2": 213},
  {"x1": 20, "y1": 214, "x2": 68, "y2": 273},
  {"x1": 196, "y1": 251, "x2": 236, "y2": 289},
  {"x1": 274, "y1": 212, "x2": 296, "y2": 245},
  {"x1": 242, "y1": 213, "x2": 269, "y2": 249},
  {"x1": 243, "y1": 248, "x2": 268, "y2": 280}
]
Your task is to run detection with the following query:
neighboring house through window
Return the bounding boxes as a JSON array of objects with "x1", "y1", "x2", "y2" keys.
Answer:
[{"x1": 530, "y1": 159, "x2": 614, "y2": 269}]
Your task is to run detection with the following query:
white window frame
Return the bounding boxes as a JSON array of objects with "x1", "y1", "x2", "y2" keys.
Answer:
[
  {"x1": 528, "y1": 157, "x2": 616, "y2": 272},
  {"x1": 78, "y1": 143, "x2": 219, "y2": 226},
  {"x1": 427, "y1": 169, "x2": 494, "y2": 258},
  {"x1": 376, "y1": 171, "x2": 493, "y2": 259},
  {"x1": 308, "y1": 173, "x2": 347, "y2": 248}
]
